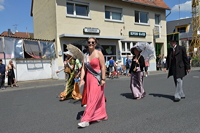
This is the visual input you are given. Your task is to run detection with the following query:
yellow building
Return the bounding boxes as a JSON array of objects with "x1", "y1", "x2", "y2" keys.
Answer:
[{"x1": 31, "y1": 0, "x2": 170, "y2": 78}]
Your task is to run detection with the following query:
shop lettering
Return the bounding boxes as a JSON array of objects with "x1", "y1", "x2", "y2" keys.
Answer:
[{"x1": 129, "y1": 31, "x2": 146, "y2": 37}]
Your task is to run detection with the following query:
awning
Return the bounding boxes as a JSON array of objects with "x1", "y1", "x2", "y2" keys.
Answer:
[{"x1": 59, "y1": 34, "x2": 126, "y2": 40}]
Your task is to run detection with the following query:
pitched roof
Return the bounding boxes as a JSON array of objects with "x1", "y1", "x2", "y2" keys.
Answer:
[
  {"x1": 1, "y1": 31, "x2": 34, "y2": 38},
  {"x1": 123, "y1": 0, "x2": 170, "y2": 10}
]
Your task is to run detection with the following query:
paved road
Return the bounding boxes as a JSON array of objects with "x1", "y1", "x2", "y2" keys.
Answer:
[{"x1": 0, "y1": 68, "x2": 200, "y2": 133}]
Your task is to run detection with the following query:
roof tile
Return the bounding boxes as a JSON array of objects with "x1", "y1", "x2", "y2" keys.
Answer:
[{"x1": 125, "y1": 0, "x2": 170, "y2": 9}]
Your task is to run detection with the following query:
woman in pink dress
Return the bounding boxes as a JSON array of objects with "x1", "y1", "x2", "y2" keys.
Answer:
[{"x1": 78, "y1": 37, "x2": 108, "y2": 128}]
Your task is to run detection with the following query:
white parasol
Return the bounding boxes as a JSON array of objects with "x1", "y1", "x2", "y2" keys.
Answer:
[
  {"x1": 134, "y1": 42, "x2": 156, "y2": 60},
  {"x1": 66, "y1": 44, "x2": 84, "y2": 61}
]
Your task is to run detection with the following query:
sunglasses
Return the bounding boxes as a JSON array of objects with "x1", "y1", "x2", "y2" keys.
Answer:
[{"x1": 88, "y1": 41, "x2": 95, "y2": 44}]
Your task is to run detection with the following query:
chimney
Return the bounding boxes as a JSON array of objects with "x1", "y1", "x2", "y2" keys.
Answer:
[{"x1": 8, "y1": 29, "x2": 11, "y2": 36}]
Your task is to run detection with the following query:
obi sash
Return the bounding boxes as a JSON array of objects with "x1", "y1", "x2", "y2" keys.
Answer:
[{"x1": 84, "y1": 53, "x2": 102, "y2": 85}]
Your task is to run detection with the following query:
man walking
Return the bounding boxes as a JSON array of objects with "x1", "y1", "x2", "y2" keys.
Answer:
[
  {"x1": 0, "y1": 59, "x2": 6, "y2": 90},
  {"x1": 166, "y1": 36, "x2": 190, "y2": 102}
]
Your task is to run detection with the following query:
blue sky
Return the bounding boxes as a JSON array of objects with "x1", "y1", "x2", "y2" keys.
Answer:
[{"x1": 0, "y1": 0, "x2": 192, "y2": 34}]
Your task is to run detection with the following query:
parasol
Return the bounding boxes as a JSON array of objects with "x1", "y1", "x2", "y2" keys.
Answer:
[
  {"x1": 132, "y1": 42, "x2": 156, "y2": 60},
  {"x1": 66, "y1": 44, "x2": 84, "y2": 62}
]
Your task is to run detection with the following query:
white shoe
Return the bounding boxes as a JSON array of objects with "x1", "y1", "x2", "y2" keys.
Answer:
[
  {"x1": 78, "y1": 121, "x2": 89, "y2": 127},
  {"x1": 145, "y1": 75, "x2": 148, "y2": 77},
  {"x1": 82, "y1": 105, "x2": 87, "y2": 107}
]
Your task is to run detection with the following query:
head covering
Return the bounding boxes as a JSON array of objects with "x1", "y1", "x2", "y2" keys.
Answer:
[
  {"x1": 63, "y1": 50, "x2": 73, "y2": 56},
  {"x1": 170, "y1": 34, "x2": 177, "y2": 42},
  {"x1": 130, "y1": 46, "x2": 142, "y2": 55}
]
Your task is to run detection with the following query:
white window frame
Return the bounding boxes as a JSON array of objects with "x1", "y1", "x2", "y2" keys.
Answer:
[
  {"x1": 121, "y1": 42, "x2": 135, "y2": 54},
  {"x1": 105, "y1": 5, "x2": 123, "y2": 22},
  {"x1": 134, "y1": 10, "x2": 149, "y2": 25},
  {"x1": 66, "y1": 1, "x2": 90, "y2": 19}
]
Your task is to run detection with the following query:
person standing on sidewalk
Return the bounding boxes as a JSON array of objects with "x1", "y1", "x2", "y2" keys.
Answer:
[
  {"x1": 0, "y1": 59, "x2": 6, "y2": 90},
  {"x1": 108, "y1": 57, "x2": 115, "y2": 78},
  {"x1": 166, "y1": 36, "x2": 190, "y2": 102},
  {"x1": 125, "y1": 55, "x2": 131, "y2": 76},
  {"x1": 6, "y1": 60, "x2": 18, "y2": 87}
]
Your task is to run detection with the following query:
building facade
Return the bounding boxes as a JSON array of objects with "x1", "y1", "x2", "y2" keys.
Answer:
[
  {"x1": 31, "y1": 0, "x2": 170, "y2": 79},
  {"x1": 167, "y1": 17, "x2": 192, "y2": 53}
]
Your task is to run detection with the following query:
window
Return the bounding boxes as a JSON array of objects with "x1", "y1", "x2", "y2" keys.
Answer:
[
  {"x1": 177, "y1": 27, "x2": 186, "y2": 33},
  {"x1": 105, "y1": 6, "x2": 123, "y2": 21},
  {"x1": 135, "y1": 11, "x2": 149, "y2": 24},
  {"x1": 121, "y1": 42, "x2": 135, "y2": 55},
  {"x1": 66, "y1": 2, "x2": 89, "y2": 17},
  {"x1": 122, "y1": 42, "x2": 125, "y2": 51},
  {"x1": 155, "y1": 14, "x2": 160, "y2": 25}
]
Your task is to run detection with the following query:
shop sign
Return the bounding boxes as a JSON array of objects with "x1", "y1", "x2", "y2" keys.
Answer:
[
  {"x1": 83, "y1": 27, "x2": 100, "y2": 34},
  {"x1": 129, "y1": 31, "x2": 146, "y2": 37}
]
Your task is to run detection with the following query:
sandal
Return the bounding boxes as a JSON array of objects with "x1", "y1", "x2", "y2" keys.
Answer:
[{"x1": 15, "y1": 84, "x2": 19, "y2": 87}]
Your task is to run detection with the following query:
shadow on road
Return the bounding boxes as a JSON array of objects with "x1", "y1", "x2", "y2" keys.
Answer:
[
  {"x1": 149, "y1": 93, "x2": 174, "y2": 101},
  {"x1": 68, "y1": 99, "x2": 82, "y2": 104},
  {"x1": 121, "y1": 93, "x2": 133, "y2": 99},
  {"x1": 76, "y1": 111, "x2": 84, "y2": 120}
]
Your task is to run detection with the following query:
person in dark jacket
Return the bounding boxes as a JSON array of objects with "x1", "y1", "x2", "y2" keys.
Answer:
[
  {"x1": 166, "y1": 37, "x2": 190, "y2": 102},
  {"x1": 128, "y1": 46, "x2": 145, "y2": 99},
  {"x1": 0, "y1": 59, "x2": 6, "y2": 90}
]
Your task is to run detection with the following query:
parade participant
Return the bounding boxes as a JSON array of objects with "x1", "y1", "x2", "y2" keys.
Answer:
[
  {"x1": 0, "y1": 59, "x2": 6, "y2": 90},
  {"x1": 6, "y1": 60, "x2": 18, "y2": 87},
  {"x1": 78, "y1": 37, "x2": 108, "y2": 128},
  {"x1": 166, "y1": 36, "x2": 190, "y2": 102},
  {"x1": 56, "y1": 51, "x2": 76, "y2": 101},
  {"x1": 128, "y1": 46, "x2": 145, "y2": 99}
]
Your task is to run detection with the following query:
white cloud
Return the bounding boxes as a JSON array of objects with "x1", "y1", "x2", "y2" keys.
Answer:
[
  {"x1": 171, "y1": 1, "x2": 191, "y2": 12},
  {"x1": 0, "y1": 0, "x2": 4, "y2": 11},
  {"x1": 0, "y1": 0, "x2": 4, "y2": 4},
  {"x1": 0, "y1": 5, "x2": 4, "y2": 11}
]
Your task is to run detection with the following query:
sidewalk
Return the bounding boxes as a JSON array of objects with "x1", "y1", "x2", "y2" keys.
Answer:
[{"x1": 1, "y1": 67, "x2": 200, "y2": 92}]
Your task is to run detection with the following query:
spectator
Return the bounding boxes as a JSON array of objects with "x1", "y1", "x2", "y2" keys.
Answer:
[
  {"x1": 6, "y1": 60, "x2": 18, "y2": 87},
  {"x1": 108, "y1": 57, "x2": 115, "y2": 78},
  {"x1": 0, "y1": 59, "x2": 6, "y2": 90},
  {"x1": 156, "y1": 54, "x2": 163, "y2": 71},
  {"x1": 125, "y1": 55, "x2": 131, "y2": 76},
  {"x1": 187, "y1": 54, "x2": 192, "y2": 67},
  {"x1": 162, "y1": 56, "x2": 167, "y2": 72},
  {"x1": 144, "y1": 59, "x2": 149, "y2": 77}
]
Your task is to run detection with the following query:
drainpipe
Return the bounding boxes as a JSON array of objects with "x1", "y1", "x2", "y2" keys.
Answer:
[{"x1": 166, "y1": 10, "x2": 171, "y2": 18}]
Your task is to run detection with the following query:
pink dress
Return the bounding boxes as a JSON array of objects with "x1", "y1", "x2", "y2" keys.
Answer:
[{"x1": 81, "y1": 58, "x2": 108, "y2": 122}]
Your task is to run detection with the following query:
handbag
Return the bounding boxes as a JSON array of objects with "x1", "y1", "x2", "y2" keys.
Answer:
[
  {"x1": 64, "y1": 67, "x2": 71, "y2": 73},
  {"x1": 8, "y1": 70, "x2": 12, "y2": 76},
  {"x1": 133, "y1": 55, "x2": 141, "y2": 72}
]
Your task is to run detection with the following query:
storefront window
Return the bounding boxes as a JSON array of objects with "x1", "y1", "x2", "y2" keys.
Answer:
[
  {"x1": 127, "y1": 42, "x2": 130, "y2": 51},
  {"x1": 122, "y1": 42, "x2": 125, "y2": 51},
  {"x1": 102, "y1": 45, "x2": 116, "y2": 55}
]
